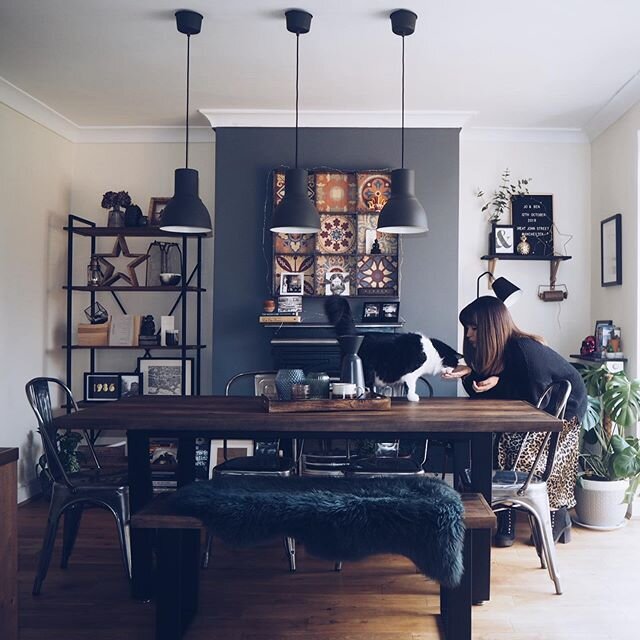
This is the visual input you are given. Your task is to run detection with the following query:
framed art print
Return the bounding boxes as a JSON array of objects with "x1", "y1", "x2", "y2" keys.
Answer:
[
  {"x1": 84, "y1": 373, "x2": 120, "y2": 402},
  {"x1": 380, "y1": 302, "x2": 400, "y2": 322},
  {"x1": 138, "y1": 358, "x2": 193, "y2": 396},
  {"x1": 601, "y1": 214, "x2": 622, "y2": 286},
  {"x1": 361, "y1": 302, "x2": 381, "y2": 322},
  {"x1": 493, "y1": 224, "x2": 514, "y2": 254}
]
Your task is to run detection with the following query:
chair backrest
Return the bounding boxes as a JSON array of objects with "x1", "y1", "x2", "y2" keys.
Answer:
[
  {"x1": 25, "y1": 377, "x2": 78, "y2": 487},
  {"x1": 224, "y1": 371, "x2": 279, "y2": 457},
  {"x1": 515, "y1": 379, "x2": 571, "y2": 493}
]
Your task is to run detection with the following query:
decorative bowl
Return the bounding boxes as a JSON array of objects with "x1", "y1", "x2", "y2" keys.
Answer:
[{"x1": 159, "y1": 273, "x2": 181, "y2": 286}]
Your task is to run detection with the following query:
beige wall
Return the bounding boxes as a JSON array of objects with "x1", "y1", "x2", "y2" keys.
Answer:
[
  {"x1": 591, "y1": 104, "x2": 640, "y2": 378},
  {"x1": 0, "y1": 103, "x2": 72, "y2": 501}
]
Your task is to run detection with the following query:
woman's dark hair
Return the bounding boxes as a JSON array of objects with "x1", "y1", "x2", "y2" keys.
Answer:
[{"x1": 459, "y1": 296, "x2": 542, "y2": 376}]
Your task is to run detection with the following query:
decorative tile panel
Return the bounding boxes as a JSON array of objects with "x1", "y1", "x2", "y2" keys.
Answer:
[
  {"x1": 357, "y1": 256, "x2": 399, "y2": 296},
  {"x1": 357, "y1": 213, "x2": 399, "y2": 254},
  {"x1": 314, "y1": 173, "x2": 357, "y2": 212},
  {"x1": 357, "y1": 173, "x2": 391, "y2": 213},
  {"x1": 274, "y1": 233, "x2": 316, "y2": 255},
  {"x1": 314, "y1": 256, "x2": 357, "y2": 296},
  {"x1": 317, "y1": 214, "x2": 356, "y2": 254},
  {"x1": 273, "y1": 254, "x2": 315, "y2": 295}
]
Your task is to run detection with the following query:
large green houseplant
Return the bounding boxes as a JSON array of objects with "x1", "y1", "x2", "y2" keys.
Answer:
[{"x1": 576, "y1": 365, "x2": 640, "y2": 525}]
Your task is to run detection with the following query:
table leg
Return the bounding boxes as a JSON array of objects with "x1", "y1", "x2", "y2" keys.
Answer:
[
  {"x1": 470, "y1": 433, "x2": 492, "y2": 604},
  {"x1": 177, "y1": 437, "x2": 196, "y2": 487},
  {"x1": 127, "y1": 431, "x2": 154, "y2": 601}
]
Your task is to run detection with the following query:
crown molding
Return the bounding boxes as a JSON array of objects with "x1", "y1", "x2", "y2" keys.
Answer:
[
  {"x1": 461, "y1": 127, "x2": 589, "y2": 144},
  {"x1": 584, "y1": 70, "x2": 640, "y2": 141},
  {"x1": 200, "y1": 109, "x2": 476, "y2": 129},
  {"x1": 0, "y1": 76, "x2": 214, "y2": 143}
]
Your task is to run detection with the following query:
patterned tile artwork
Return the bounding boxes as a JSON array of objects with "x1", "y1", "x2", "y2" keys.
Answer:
[
  {"x1": 357, "y1": 213, "x2": 398, "y2": 254},
  {"x1": 357, "y1": 256, "x2": 399, "y2": 296},
  {"x1": 274, "y1": 233, "x2": 315, "y2": 255},
  {"x1": 357, "y1": 173, "x2": 391, "y2": 213},
  {"x1": 272, "y1": 169, "x2": 399, "y2": 297},
  {"x1": 274, "y1": 254, "x2": 315, "y2": 295},
  {"x1": 317, "y1": 214, "x2": 356, "y2": 254},
  {"x1": 273, "y1": 170, "x2": 316, "y2": 206},
  {"x1": 314, "y1": 256, "x2": 357, "y2": 296},
  {"x1": 314, "y1": 173, "x2": 357, "y2": 212}
]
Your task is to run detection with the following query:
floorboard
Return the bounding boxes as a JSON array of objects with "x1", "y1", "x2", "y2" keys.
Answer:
[{"x1": 18, "y1": 497, "x2": 639, "y2": 639}]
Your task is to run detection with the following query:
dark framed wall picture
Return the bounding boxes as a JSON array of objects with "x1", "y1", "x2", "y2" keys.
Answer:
[
  {"x1": 380, "y1": 302, "x2": 400, "y2": 322},
  {"x1": 362, "y1": 302, "x2": 381, "y2": 322},
  {"x1": 601, "y1": 213, "x2": 622, "y2": 286},
  {"x1": 148, "y1": 197, "x2": 171, "y2": 226},
  {"x1": 138, "y1": 358, "x2": 193, "y2": 396},
  {"x1": 493, "y1": 224, "x2": 515, "y2": 254},
  {"x1": 84, "y1": 373, "x2": 120, "y2": 402}
]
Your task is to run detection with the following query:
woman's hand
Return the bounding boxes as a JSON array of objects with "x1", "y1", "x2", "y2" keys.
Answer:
[
  {"x1": 441, "y1": 365, "x2": 472, "y2": 380},
  {"x1": 472, "y1": 376, "x2": 500, "y2": 393}
]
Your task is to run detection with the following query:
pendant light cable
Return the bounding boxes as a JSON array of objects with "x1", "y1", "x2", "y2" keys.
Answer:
[
  {"x1": 401, "y1": 34, "x2": 405, "y2": 170},
  {"x1": 185, "y1": 34, "x2": 191, "y2": 169},
  {"x1": 295, "y1": 33, "x2": 300, "y2": 168}
]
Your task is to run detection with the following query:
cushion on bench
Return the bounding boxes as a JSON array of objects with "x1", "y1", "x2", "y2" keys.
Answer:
[{"x1": 169, "y1": 475, "x2": 465, "y2": 587}]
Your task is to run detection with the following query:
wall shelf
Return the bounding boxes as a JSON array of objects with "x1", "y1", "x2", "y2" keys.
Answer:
[
  {"x1": 64, "y1": 226, "x2": 210, "y2": 238},
  {"x1": 64, "y1": 285, "x2": 205, "y2": 292}
]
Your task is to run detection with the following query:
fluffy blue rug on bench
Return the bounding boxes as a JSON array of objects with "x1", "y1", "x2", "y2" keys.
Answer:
[{"x1": 170, "y1": 475, "x2": 465, "y2": 587}]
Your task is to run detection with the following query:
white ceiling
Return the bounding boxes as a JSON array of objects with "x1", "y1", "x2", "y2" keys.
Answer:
[{"x1": 2, "y1": 0, "x2": 640, "y2": 137}]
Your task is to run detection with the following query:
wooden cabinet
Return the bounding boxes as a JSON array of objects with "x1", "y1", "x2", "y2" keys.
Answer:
[{"x1": 0, "y1": 448, "x2": 18, "y2": 640}]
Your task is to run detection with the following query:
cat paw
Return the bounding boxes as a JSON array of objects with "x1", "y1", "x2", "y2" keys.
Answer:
[{"x1": 406, "y1": 392, "x2": 420, "y2": 402}]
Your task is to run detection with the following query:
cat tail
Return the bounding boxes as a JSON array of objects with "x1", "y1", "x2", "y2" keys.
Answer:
[{"x1": 324, "y1": 295, "x2": 357, "y2": 336}]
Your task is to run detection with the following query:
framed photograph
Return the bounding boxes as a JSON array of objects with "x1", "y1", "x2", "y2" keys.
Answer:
[
  {"x1": 601, "y1": 213, "x2": 622, "y2": 286},
  {"x1": 362, "y1": 302, "x2": 381, "y2": 322},
  {"x1": 594, "y1": 320, "x2": 614, "y2": 352},
  {"x1": 279, "y1": 272, "x2": 304, "y2": 295},
  {"x1": 119, "y1": 373, "x2": 142, "y2": 398},
  {"x1": 148, "y1": 197, "x2": 171, "y2": 227},
  {"x1": 138, "y1": 358, "x2": 193, "y2": 396},
  {"x1": 84, "y1": 373, "x2": 120, "y2": 402},
  {"x1": 381, "y1": 302, "x2": 400, "y2": 322},
  {"x1": 324, "y1": 271, "x2": 350, "y2": 296},
  {"x1": 493, "y1": 224, "x2": 514, "y2": 254},
  {"x1": 209, "y1": 439, "x2": 254, "y2": 476}
]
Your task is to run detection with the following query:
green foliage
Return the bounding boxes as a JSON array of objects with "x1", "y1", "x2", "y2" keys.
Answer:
[
  {"x1": 578, "y1": 365, "x2": 640, "y2": 504},
  {"x1": 476, "y1": 168, "x2": 531, "y2": 223},
  {"x1": 57, "y1": 430, "x2": 84, "y2": 474}
]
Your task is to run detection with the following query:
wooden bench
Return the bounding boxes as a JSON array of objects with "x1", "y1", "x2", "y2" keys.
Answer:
[{"x1": 132, "y1": 491, "x2": 495, "y2": 640}]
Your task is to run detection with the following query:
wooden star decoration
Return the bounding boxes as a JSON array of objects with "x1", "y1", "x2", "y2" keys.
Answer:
[{"x1": 95, "y1": 235, "x2": 149, "y2": 287}]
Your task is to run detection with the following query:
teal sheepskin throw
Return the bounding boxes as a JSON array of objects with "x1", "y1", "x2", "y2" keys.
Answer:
[{"x1": 170, "y1": 475, "x2": 465, "y2": 587}]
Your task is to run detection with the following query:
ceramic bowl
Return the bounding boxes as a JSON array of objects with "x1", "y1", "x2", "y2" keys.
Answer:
[{"x1": 159, "y1": 273, "x2": 181, "y2": 286}]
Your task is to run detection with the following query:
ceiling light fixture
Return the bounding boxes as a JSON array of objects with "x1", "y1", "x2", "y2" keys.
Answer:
[
  {"x1": 270, "y1": 9, "x2": 321, "y2": 234},
  {"x1": 377, "y1": 9, "x2": 428, "y2": 235},
  {"x1": 160, "y1": 9, "x2": 212, "y2": 234}
]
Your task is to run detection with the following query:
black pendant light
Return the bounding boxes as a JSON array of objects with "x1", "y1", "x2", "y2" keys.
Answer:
[
  {"x1": 160, "y1": 10, "x2": 212, "y2": 234},
  {"x1": 476, "y1": 271, "x2": 522, "y2": 307},
  {"x1": 270, "y1": 9, "x2": 321, "y2": 234},
  {"x1": 377, "y1": 9, "x2": 428, "y2": 235}
]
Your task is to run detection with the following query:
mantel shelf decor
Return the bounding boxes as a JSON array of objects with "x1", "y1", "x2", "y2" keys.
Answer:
[{"x1": 272, "y1": 169, "x2": 400, "y2": 297}]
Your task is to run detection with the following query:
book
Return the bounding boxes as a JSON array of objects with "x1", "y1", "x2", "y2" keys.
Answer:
[
  {"x1": 77, "y1": 322, "x2": 110, "y2": 346},
  {"x1": 260, "y1": 311, "x2": 300, "y2": 316},
  {"x1": 109, "y1": 315, "x2": 136, "y2": 346},
  {"x1": 259, "y1": 315, "x2": 302, "y2": 324}
]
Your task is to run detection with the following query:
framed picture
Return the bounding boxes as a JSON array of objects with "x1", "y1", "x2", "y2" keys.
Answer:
[
  {"x1": 362, "y1": 302, "x2": 381, "y2": 322},
  {"x1": 209, "y1": 439, "x2": 254, "y2": 476},
  {"x1": 510, "y1": 194, "x2": 554, "y2": 256},
  {"x1": 325, "y1": 271, "x2": 350, "y2": 296},
  {"x1": 84, "y1": 373, "x2": 120, "y2": 402},
  {"x1": 138, "y1": 358, "x2": 193, "y2": 396},
  {"x1": 594, "y1": 320, "x2": 614, "y2": 352},
  {"x1": 601, "y1": 213, "x2": 622, "y2": 286},
  {"x1": 119, "y1": 373, "x2": 142, "y2": 398},
  {"x1": 381, "y1": 302, "x2": 400, "y2": 322},
  {"x1": 279, "y1": 272, "x2": 304, "y2": 295},
  {"x1": 493, "y1": 224, "x2": 514, "y2": 254},
  {"x1": 148, "y1": 197, "x2": 171, "y2": 227}
]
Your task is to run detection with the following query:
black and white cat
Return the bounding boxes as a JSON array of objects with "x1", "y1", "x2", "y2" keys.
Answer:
[{"x1": 325, "y1": 296, "x2": 461, "y2": 402}]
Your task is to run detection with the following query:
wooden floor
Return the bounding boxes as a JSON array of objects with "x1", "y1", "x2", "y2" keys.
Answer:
[{"x1": 18, "y1": 497, "x2": 639, "y2": 640}]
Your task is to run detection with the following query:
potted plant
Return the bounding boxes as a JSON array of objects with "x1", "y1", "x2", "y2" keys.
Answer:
[
  {"x1": 36, "y1": 430, "x2": 85, "y2": 498},
  {"x1": 575, "y1": 365, "x2": 640, "y2": 528},
  {"x1": 101, "y1": 190, "x2": 132, "y2": 227}
]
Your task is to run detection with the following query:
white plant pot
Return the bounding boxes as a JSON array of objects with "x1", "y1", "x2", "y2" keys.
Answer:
[{"x1": 574, "y1": 477, "x2": 628, "y2": 528}]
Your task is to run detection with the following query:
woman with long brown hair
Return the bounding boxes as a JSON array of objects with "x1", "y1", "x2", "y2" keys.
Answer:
[{"x1": 443, "y1": 296, "x2": 586, "y2": 546}]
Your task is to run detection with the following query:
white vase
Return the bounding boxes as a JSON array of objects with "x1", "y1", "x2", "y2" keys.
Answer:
[{"x1": 574, "y1": 477, "x2": 628, "y2": 528}]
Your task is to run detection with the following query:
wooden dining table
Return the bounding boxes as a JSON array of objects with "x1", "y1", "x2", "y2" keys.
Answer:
[{"x1": 51, "y1": 394, "x2": 562, "y2": 604}]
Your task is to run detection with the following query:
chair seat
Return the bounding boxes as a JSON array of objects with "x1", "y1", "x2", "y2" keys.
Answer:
[
  {"x1": 63, "y1": 468, "x2": 128, "y2": 487},
  {"x1": 214, "y1": 455, "x2": 296, "y2": 474},
  {"x1": 347, "y1": 456, "x2": 424, "y2": 474},
  {"x1": 492, "y1": 469, "x2": 546, "y2": 490}
]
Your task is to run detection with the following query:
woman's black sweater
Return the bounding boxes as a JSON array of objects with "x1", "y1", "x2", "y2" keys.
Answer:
[{"x1": 462, "y1": 336, "x2": 587, "y2": 421}]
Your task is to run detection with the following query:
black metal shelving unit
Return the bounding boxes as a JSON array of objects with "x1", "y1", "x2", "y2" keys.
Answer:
[{"x1": 64, "y1": 214, "x2": 208, "y2": 404}]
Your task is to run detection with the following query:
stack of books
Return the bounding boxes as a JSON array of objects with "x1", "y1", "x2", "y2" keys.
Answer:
[
  {"x1": 77, "y1": 322, "x2": 111, "y2": 346},
  {"x1": 149, "y1": 438, "x2": 178, "y2": 493},
  {"x1": 259, "y1": 312, "x2": 302, "y2": 324}
]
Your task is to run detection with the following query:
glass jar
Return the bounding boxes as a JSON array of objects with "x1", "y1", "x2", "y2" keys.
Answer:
[
  {"x1": 306, "y1": 371, "x2": 330, "y2": 399},
  {"x1": 275, "y1": 369, "x2": 305, "y2": 401}
]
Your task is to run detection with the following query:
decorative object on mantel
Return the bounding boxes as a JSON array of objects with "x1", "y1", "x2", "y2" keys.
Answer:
[
  {"x1": 476, "y1": 271, "x2": 521, "y2": 307},
  {"x1": 377, "y1": 10, "x2": 428, "y2": 235},
  {"x1": 95, "y1": 235, "x2": 149, "y2": 286},
  {"x1": 86, "y1": 255, "x2": 104, "y2": 286},
  {"x1": 101, "y1": 190, "x2": 131, "y2": 228},
  {"x1": 270, "y1": 10, "x2": 320, "y2": 234},
  {"x1": 516, "y1": 233, "x2": 531, "y2": 255},
  {"x1": 160, "y1": 10, "x2": 211, "y2": 234},
  {"x1": 83, "y1": 301, "x2": 109, "y2": 325},
  {"x1": 139, "y1": 315, "x2": 160, "y2": 347}
]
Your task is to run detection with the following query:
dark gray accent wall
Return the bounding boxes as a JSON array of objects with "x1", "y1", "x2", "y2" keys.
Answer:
[{"x1": 213, "y1": 128, "x2": 459, "y2": 395}]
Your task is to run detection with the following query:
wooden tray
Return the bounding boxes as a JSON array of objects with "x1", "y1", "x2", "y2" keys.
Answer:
[{"x1": 262, "y1": 393, "x2": 391, "y2": 413}]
